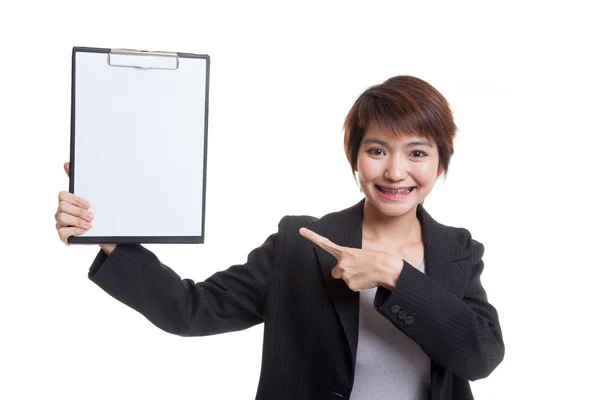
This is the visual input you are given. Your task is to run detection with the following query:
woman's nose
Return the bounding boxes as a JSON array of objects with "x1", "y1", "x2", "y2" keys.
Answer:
[{"x1": 383, "y1": 156, "x2": 408, "y2": 181}]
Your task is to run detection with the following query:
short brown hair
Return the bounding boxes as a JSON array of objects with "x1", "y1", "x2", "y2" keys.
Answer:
[{"x1": 343, "y1": 75, "x2": 457, "y2": 180}]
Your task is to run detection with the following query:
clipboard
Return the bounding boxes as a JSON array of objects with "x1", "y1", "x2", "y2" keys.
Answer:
[{"x1": 68, "y1": 47, "x2": 210, "y2": 244}]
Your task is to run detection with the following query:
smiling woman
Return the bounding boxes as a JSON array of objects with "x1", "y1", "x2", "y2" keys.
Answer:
[{"x1": 55, "y1": 75, "x2": 504, "y2": 400}]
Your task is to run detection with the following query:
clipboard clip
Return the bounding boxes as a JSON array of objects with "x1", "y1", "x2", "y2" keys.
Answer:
[{"x1": 108, "y1": 49, "x2": 180, "y2": 70}]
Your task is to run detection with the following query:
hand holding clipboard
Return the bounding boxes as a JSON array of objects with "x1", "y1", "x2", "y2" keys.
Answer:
[{"x1": 56, "y1": 162, "x2": 117, "y2": 255}]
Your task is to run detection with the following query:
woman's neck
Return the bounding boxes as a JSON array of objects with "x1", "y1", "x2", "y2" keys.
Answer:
[{"x1": 362, "y1": 200, "x2": 422, "y2": 245}]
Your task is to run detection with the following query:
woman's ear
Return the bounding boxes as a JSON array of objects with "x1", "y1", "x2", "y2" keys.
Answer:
[{"x1": 437, "y1": 164, "x2": 444, "y2": 177}]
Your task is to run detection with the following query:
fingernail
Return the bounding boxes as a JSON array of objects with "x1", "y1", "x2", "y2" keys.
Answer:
[
  {"x1": 83, "y1": 200, "x2": 91, "y2": 208},
  {"x1": 86, "y1": 212, "x2": 94, "y2": 220},
  {"x1": 84, "y1": 222, "x2": 92, "y2": 229}
]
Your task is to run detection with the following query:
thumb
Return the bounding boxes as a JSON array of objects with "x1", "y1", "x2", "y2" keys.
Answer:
[
  {"x1": 64, "y1": 162, "x2": 69, "y2": 178},
  {"x1": 331, "y1": 265, "x2": 343, "y2": 279}
]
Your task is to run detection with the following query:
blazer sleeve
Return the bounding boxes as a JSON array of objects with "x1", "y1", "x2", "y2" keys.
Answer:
[
  {"x1": 88, "y1": 216, "x2": 289, "y2": 337},
  {"x1": 373, "y1": 230, "x2": 504, "y2": 381}
]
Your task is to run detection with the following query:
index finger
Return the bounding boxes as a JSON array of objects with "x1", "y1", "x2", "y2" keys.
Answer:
[
  {"x1": 58, "y1": 191, "x2": 91, "y2": 209},
  {"x1": 299, "y1": 227, "x2": 344, "y2": 258}
]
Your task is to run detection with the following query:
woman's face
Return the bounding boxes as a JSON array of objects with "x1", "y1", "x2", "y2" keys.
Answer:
[{"x1": 356, "y1": 123, "x2": 443, "y2": 218}]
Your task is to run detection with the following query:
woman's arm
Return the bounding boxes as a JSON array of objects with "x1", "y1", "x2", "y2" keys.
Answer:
[
  {"x1": 88, "y1": 217, "x2": 287, "y2": 336},
  {"x1": 374, "y1": 235, "x2": 504, "y2": 381}
]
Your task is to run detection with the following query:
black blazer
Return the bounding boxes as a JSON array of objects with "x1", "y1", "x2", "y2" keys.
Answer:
[{"x1": 89, "y1": 199, "x2": 504, "y2": 400}]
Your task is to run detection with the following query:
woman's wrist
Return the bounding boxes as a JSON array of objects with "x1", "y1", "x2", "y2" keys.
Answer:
[
  {"x1": 380, "y1": 257, "x2": 404, "y2": 291},
  {"x1": 99, "y1": 243, "x2": 117, "y2": 256}
]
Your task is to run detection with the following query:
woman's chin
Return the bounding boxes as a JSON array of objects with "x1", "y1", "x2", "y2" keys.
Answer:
[{"x1": 366, "y1": 196, "x2": 419, "y2": 217}]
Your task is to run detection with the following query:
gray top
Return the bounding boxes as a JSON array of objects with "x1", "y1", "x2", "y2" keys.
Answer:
[{"x1": 349, "y1": 262, "x2": 430, "y2": 400}]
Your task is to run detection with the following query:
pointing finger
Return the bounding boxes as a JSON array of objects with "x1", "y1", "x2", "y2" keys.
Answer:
[{"x1": 299, "y1": 227, "x2": 344, "y2": 258}]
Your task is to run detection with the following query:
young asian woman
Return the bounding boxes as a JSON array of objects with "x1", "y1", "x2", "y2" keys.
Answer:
[{"x1": 55, "y1": 75, "x2": 504, "y2": 400}]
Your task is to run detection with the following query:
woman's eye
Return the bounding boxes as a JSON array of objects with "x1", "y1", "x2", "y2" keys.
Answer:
[{"x1": 368, "y1": 149, "x2": 385, "y2": 156}]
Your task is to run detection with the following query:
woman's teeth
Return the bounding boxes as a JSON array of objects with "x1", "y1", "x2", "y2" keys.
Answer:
[{"x1": 377, "y1": 186, "x2": 414, "y2": 195}]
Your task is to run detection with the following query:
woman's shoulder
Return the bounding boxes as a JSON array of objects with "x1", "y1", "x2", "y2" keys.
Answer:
[
  {"x1": 272, "y1": 205, "x2": 355, "y2": 252},
  {"x1": 419, "y1": 204, "x2": 485, "y2": 260},
  {"x1": 275, "y1": 214, "x2": 319, "y2": 232},
  {"x1": 451, "y1": 226, "x2": 484, "y2": 258}
]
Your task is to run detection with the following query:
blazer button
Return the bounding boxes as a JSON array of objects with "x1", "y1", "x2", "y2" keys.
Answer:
[
  {"x1": 391, "y1": 305, "x2": 401, "y2": 314},
  {"x1": 404, "y1": 316, "x2": 415, "y2": 325},
  {"x1": 397, "y1": 310, "x2": 408, "y2": 320}
]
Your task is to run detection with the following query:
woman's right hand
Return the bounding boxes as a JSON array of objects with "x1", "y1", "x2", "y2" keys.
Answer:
[{"x1": 56, "y1": 162, "x2": 116, "y2": 255}]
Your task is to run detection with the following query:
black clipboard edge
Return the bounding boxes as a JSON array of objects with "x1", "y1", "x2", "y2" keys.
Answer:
[
  {"x1": 68, "y1": 236, "x2": 203, "y2": 244},
  {"x1": 69, "y1": 46, "x2": 210, "y2": 245}
]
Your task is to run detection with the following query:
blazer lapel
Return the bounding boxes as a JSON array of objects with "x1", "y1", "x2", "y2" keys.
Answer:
[
  {"x1": 307, "y1": 198, "x2": 475, "y2": 372},
  {"x1": 417, "y1": 204, "x2": 474, "y2": 297},
  {"x1": 308, "y1": 199, "x2": 364, "y2": 369}
]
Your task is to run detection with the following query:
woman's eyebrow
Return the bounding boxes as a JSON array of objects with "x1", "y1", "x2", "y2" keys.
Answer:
[
  {"x1": 363, "y1": 138, "x2": 388, "y2": 146},
  {"x1": 363, "y1": 138, "x2": 433, "y2": 147},
  {"x1": 406, "y1": 140, "x2": 434, "y2": 148}
]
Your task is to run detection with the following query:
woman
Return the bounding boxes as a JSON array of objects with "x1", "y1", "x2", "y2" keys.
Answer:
[{"x1": 55, "y1": 75, "x2": 504, "y2": 400}]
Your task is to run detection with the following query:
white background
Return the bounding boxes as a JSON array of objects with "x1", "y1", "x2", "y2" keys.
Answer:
[{"x1": 1, "y1": 1, "x2": 599, "y2": 399}]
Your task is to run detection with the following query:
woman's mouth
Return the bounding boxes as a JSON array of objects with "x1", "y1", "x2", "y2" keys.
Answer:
[{"x1": 375, "y1": 185, "x2": 416, "y2": 199}]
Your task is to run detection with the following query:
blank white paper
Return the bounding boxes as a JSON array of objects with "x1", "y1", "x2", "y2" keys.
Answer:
[{"x1": 72, "y1": 50, "x2": 208, "y2": 241}]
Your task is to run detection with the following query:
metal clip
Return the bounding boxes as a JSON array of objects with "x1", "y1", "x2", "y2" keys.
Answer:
[{"x1": 107, "y1": 48, "x2": 180, "y2": 70}]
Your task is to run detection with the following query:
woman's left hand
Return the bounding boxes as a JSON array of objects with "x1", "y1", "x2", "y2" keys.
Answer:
[{"x1": 299, "y1": 227, "x2": 404, "y2": 292}]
